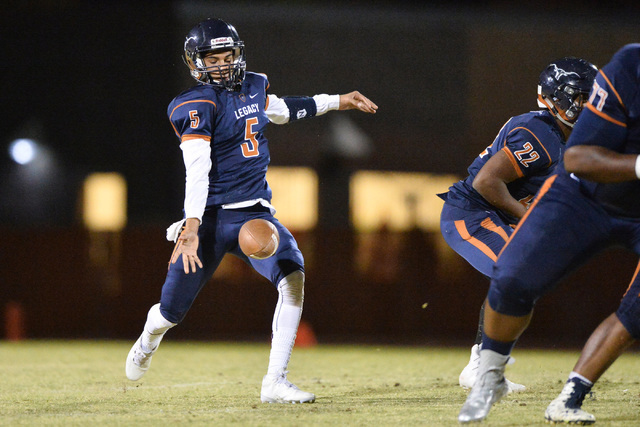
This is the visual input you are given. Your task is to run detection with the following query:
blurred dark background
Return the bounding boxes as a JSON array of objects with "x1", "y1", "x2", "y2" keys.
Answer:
[{"x1": 1, "y1": 0, "x2": 639, "y2": 348}]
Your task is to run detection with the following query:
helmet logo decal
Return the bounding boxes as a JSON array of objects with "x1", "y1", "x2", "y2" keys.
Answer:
[
  {"x1": 549, "y1": 64, "x2": 580, "y2": 80},
  {"x1": 211, "y1": 37, "x2": 233, "y2": 46},
  {"x1": 184, "y1": 36, "x2": 197, "y2": 50}
]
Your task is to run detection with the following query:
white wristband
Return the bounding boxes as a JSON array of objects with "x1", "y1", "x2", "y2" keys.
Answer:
[{"x1": 635, "y1": 154, "x2": 640, "y2": 180}]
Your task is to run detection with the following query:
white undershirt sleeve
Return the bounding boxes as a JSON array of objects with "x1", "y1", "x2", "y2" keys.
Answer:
[
  {"x1": 180, "y1": 138, "x2": 211, "y2": 223},
  {"x1": 266, "y1": 94, "x2": 291, "y2": 124},
  {"x1": 313, "y1": 94, "x2": 340, "y2": 115}
]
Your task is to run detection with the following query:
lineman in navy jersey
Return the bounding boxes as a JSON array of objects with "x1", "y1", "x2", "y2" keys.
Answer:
[
  {"x1": 459, "y1": 44, "x2": 640, "y2": 424},
  {"x1": 439, "y1": 57, "x2": 596, "y2": 392},
  {"x1": 125, "y1": 18, "x2": 377, "y2": 404}
]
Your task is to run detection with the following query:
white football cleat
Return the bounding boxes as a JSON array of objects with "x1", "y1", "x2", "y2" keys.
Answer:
[
  {"x1": 125, "y1": 335, "x2": 156, "y2": 381},
  {"x1": 545, "y1": 381, "x2": 595, "y2": 425},
  {"x1": 459, "y1": 344, "x2": 525, "y2": 393},
  {"x1": 260, "y1": 370, "x2": 316, "y2": 404},
  {"x1": 458, "y1": 360, "x2": 509, "y2": 423}
]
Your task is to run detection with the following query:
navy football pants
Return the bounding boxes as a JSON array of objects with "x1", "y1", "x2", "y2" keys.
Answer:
[
  {"x1": 488, "y1": 173, "x2": 640, "y2": 339},
  {"x1": 440, "y1": 202, "x2": 513, "y2": 278},
  {"x1": 159, "y1": 205, "x2": 304, "y2": 324}
]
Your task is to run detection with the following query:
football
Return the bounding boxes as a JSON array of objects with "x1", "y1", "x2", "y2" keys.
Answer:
[{"x1": 238, "y1": 219, "x2": 280, "y2": 259}]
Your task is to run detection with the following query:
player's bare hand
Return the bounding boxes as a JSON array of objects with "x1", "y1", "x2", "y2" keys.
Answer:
[
  {"x1": 170, "y1": 228, "x2": 203, "y2": 274},
  {"x1": 339, "y1": 91, "x2": 378, "y2": 114}
]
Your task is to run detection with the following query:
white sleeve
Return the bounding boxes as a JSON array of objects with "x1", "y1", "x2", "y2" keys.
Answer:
[
  {"x1": 313, "y1": 94, "x2": 340, "y2": 116},
  {"x1": 180, "y1": 138, "x2": 211, "y2": 223},
  {"x1": 266, "y1": 94, "x2": 290, "y2": 124}
]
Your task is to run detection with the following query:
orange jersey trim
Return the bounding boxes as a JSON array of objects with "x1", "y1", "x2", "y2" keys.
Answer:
[
  {"x1": 586, "y1": 103, "x2": 627, "y2": 128},
  {"x1": 168, "y1": 99, "x2": 217, "y2": 139},
  {"x1": 501, "y1": 146, "x2": 524, "y2": 178},
  {"x1": 600, "y1": 70, "x2": 625, "y2": 111},
  {"x1": 497, "y1": 174, "x2": 557, "y2": 259},
  {"x1": 181, "y1": 134, "x2": 211, "y2": 143},
  {"x1": 455, "y1": 220, "x2": 498, "y2": 262},
  {"x1": 255, "y1": 72, "x2": 270, "y2": 91}
]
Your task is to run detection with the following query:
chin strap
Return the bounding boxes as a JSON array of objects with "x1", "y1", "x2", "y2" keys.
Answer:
[
  {"x1": 537, "y1": 92, "x2": 575, "y2": 128},
  {"x1": 555, "y1": 113, "x2": 575, "y2": 128}
]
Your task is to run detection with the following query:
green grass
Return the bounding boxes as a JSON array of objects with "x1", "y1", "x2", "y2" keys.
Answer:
[{"x1": 0, "y1": 341, "x2": 639, "y2": 426}]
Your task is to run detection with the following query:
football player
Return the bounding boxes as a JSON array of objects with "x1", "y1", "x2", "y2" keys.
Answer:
[
  {"x1": 439, "y1": 57, "x2": 597, "y2": 392},
  {"x1": 458, "y1": 43, "x2": 640, "y2": 424},
  {"x1": 125, "y1": 18, "x2": 377, "y2": 404}
]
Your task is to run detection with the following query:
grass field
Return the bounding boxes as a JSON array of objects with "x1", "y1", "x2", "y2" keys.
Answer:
[{"x1": 0, "y1": 341, "x2": 639, "y2": 426}]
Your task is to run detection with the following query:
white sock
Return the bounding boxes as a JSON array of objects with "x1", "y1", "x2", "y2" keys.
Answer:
[
  {"x1": 479, "y1": 349, "x2": 510, "y2": 372},
  {"x1": 141, "y1": 303, "x2": 176, "y2": 353},
  {"x1": 267, "y1": 271, "x2": 304, "y2": 376},
  {"x1": 268, "y1": 326, "x2": 298, "y2": 376}
]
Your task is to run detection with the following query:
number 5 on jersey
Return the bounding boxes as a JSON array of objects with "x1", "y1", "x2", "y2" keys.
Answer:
[{"x1": 241, "y1": 117, "x2": 260, "y2": 157}]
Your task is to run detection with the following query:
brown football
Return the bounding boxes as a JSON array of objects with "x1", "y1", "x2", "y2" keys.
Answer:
[{"x1": 238, "y1": 219, "x2": 280, "y2": 259}]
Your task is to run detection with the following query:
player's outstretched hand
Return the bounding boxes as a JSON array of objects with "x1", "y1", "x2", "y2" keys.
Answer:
[
  {"x1": 170, "y1": 228, "x2": 203, "y2": 274},
  {"x1": 339, "y1": 91, "x2": 378, "y2": 114}
]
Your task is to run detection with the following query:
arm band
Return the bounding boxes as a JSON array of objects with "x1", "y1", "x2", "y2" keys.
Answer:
[
  {"x1": 283, "y1": 96, "x2": 317, "y2": 122},
  {"x1": 635, "y1": 154, "x2": 640, "y2": 180}
]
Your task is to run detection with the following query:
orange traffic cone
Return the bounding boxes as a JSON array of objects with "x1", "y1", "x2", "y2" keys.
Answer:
[
  {"x1": 5, "y1": 301, "x2": 26, "y2": 341},
  {"x1": 295, "y1": 320, "x2": 317, "y2": 347}
]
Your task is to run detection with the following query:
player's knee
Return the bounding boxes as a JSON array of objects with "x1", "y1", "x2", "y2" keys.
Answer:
[
  {"x1": 155, "y1": 303, "x2": 185, "y2": 326},
  {"x1": 149, "y1": 303, "x2": 178, "y2": 332},
  {"x1": 278, "y1": 270, "x2": 304, "y2": 307},
  {"x1": 487, "y1": 276, "x2": 537, "y2": 317},
  {"x1": 617, "y1": 305, "x2": 640, "y2": 340}
]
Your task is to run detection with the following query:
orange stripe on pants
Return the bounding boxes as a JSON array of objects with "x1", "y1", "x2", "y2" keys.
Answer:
[
  {"x1": 480, "y1": 217, "x2": 510, "y2": 242},
  {"x1": 623, "y1": 261, "x2": 640, "y2": 298},
  {"x1": 454, "y1": 220, "x2": 498, "y2": 262}
]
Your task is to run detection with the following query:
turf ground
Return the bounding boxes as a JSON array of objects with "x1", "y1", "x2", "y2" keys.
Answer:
[{"x1": 0, "y1": 341, "x2": 638, "y2": 426}]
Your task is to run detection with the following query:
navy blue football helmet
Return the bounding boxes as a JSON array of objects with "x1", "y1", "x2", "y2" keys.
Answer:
[
  {"x1": 183, "y1": 18, "x2": 246, "y2": 90},
  {"x1": 537, "y1": 57, "x2": 597, "y2": 128}
]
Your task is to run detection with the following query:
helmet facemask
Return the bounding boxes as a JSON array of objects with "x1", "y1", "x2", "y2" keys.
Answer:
[
  {"x1": 537, "y1": 84, "x2": 590, "y2": 128},
  {"x1": 189, "y1": 46, "x2": 246, "y2": 90}
]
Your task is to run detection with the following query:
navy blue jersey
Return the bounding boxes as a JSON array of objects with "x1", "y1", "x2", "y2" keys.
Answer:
[
  {"x1": 168, "y1": 72, "x2": 272, "y2": 206},
  {"x1": 560, "y1": 43, "x2": 640, "y2": 218},
  {"x1": 447, "y1": 110, "x2": 566, "y2": 224}
]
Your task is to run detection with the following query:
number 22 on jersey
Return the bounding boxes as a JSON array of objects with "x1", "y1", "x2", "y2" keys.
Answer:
[{"x1": 513, "y1": 142, "x2": 539, "y2": 167}]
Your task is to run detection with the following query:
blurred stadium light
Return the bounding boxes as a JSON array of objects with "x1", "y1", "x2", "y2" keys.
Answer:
[
  {"x1": 9, "y1": 138, "x2": 38, "y2": 165},
  {"x1": 267, "y1": 167, "x2": 318, "y2": 231},
  {"x1": 82, "y1": 172, "x2": 127, "y2": 232},
  {"x1": 266, "y1": 167, "x2": 459, "y2": 233},
  {"x1": 1, "y1": 128, "x2": 69, "y2": 225},
  {"x1": 350, "y1": 171, "x2": 459, "y2": 232}
]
